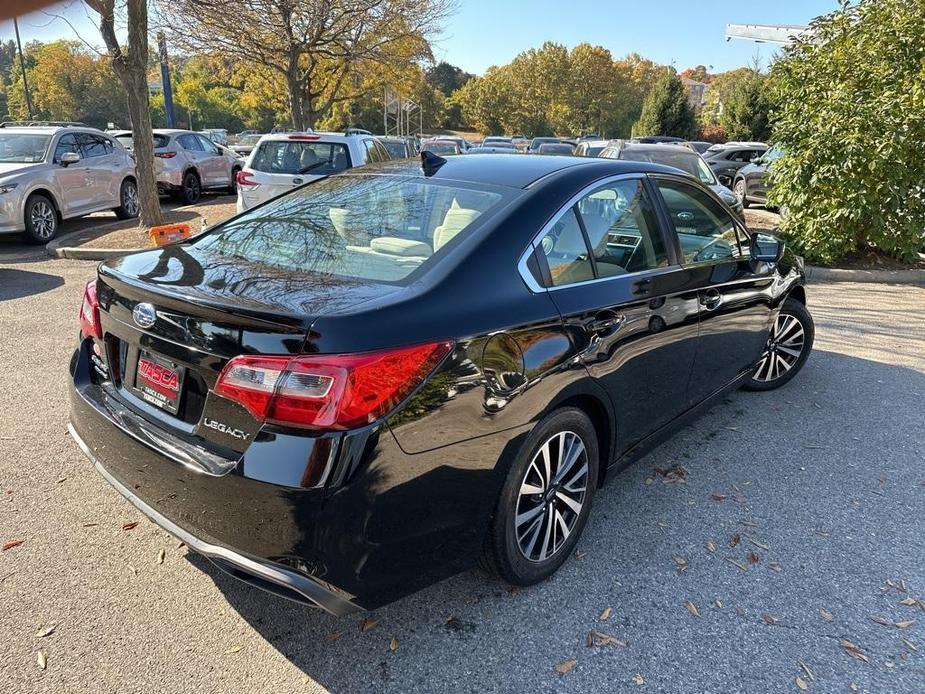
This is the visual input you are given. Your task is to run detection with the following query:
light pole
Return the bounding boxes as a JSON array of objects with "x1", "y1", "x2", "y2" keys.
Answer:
[{"x1": 13, "y1": 17, "x2": 34, "y2": 120}]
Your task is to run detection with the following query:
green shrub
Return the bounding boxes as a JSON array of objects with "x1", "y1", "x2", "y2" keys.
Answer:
[{"x1": 769, "y1": 0, "x2": 925, "y2": 263}]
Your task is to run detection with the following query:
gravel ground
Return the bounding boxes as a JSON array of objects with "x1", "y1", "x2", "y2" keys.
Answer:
[{"x1": 1, "y1": 243, "x2": 923, "y2": 694}]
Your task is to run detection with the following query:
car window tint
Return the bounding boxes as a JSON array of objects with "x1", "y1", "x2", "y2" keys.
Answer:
[
  {"x1": 656, "y1": 179, "x2": 744, "y2": 264},
  {"x1": 537, "y1": 208, "x2": 594, "y2": 287},
  {"x1": 54, "y1": 133, "x2": 80, "y2": 161},
  {"x1": 576, "y1": 179, "x2": 669, "y2": 277},
  {"x1": 197, "y1": 135, "x2": 219, "y2": 154},
  {"x1": 79, "y1": 134, "x2": 109, "y2": 158},
  {"x1": 250, "y1": 141, "x2": 351, "y2": 175}
]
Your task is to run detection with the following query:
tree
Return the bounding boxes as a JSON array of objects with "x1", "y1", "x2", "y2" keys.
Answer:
[
  {"x1": 85, "y1": 0, "x2": 162, "y2": 228},
  {"x1": 158, "y1": 0, "x2": 452, "y2": 131},
  {"x1": 699, "y1": 67, "x2": 752, "y2": 128},
  {"x1": 425, "y1": 61, "x2": 472, "y2": 94},
  {"x1": 769, "y1": 0, "x2": 925, "y2": 262},
  {"x1": 719, "y1": 71, "x2": 772, "y2": 141},
  {"x1": 633, "y1": 69, "x2": 697, "y2": 138}
]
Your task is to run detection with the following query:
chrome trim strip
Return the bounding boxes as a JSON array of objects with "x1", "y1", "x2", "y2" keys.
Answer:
[{"x1": 67, "y1": 422, "x2": 361, "y2": 617}]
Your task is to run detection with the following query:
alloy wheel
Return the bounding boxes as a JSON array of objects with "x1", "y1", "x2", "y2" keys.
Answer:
[
  {"x1": 753, "y1": 312, "x2": 805, "y2": 382},
  {"x1": 184, "y1": 175, "x2": 200, "y2": 202},
  {"x1": 734, "y1": 180, "x2": 746, "y2": 198},
  {"x1": 123, "y1": 183, "x2": 140, "y2": 216},
  {"x1": 30, "y1": 201, "x2": 56, "y2": 240},
  {"x1": 514, "y1": 430, "x2": 588, "y2": 563}
]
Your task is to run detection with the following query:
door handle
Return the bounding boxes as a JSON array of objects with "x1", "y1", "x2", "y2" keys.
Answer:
[
  {"x1": 700, "y1": 288, "x2": 722, "y2": 310},
  {"x1": 587, "y1": 314, "x2": 624, "y2": 336}
]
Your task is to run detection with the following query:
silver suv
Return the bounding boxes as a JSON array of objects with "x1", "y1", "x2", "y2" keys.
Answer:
[
  {"x1": 0, "y1": 123, "x2": 138, "y2": 243},
  {"x1": 112, "y1": 129, "x2": 241, "y2": 204}
]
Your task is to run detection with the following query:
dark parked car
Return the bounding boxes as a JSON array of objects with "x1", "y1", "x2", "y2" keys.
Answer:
[
  {"x1": 378, "y1": 136, "x2": 416, "y2": 159},
  {"x1": 536, "y1": 142, "x2": 575, "y2": 156},
  {"x1": 69, "y1": 154, "x2": 813, "y2": 616},
  {"x1": 705, "y1": 142, "x2": 769, "y2": 187},
  {"x1": 733, "y1": 147, "x2": 783, "y2": 207},
  {"x1": 527, "y1": 136, "x2": 561, "y2": 152}
]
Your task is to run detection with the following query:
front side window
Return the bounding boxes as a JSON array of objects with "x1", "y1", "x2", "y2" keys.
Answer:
[
  {"x1": 197, "y1": 135, "x2": 220, "y2": 154},
  {"x1": 576, "y1": 178, "x2": 669, "y2": 277},
  {"x1": 53, "y1": 134, "x2": 80, "y2": 162},
  {"x1": 0, "y1": 133, "x2": 51, "y2": 163},
  {"x1": 192, "y1": 175, "x2": 507, "y2": 284},
  {"x1": 655, "y1": 179, "x2": 745, "y2": 264},
  {"x1": 250, "y1": 141, "x2": 351, "y2": 176},
  {"x1": 536, "y1": 208, "x2": 594, "y2": 287}
]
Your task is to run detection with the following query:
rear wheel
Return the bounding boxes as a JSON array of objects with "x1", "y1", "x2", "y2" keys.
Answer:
[
  {"x1": 22, "y1": 194, "x2": 58, "y2": 244},
  {"x1": 743, "y1": 298, "x2": 814, "y2": 391},
  {"x1": 481, "y1": 408, "x2": 599, "y2": 585},
  {"x1": 114, "y1": 179, "x2": 140, "y2": 220},
  {"x1": 176, "y1": 171, "x2": 201, "y2": 205},
  {"x1": 734, "y1": 179, "x2": 750, "y2": 208},
  {"x1": 227, "y1": 167, "x2": 240, "y2": 195}
]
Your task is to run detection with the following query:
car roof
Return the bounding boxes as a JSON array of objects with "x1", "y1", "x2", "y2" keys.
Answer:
[
  {"x1": 580, "y1": 140, "x2": 610, "y2": 147},
  {"x1": 257, "y1": 131, "x2": 363, "y2": 143},
  {"x1": 0, "y1": 125, "x2": 104, "y2": 136},
  {"x1": 622, "y1": 143, "x2": 697, "y2": 156},
  {"x1": 356, "y1": 153, "x2": 679, "y2": 189}
]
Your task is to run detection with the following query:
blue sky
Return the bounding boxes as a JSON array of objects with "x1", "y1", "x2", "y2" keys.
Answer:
[{"x1": 3, "y1": 0, "x2": 840, "y2": 75}]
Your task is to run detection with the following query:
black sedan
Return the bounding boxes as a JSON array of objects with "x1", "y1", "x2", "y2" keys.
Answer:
[
  {"x1": 69, "y1": 153, "x2": 814, "y2": 615},
  {"x1": 733, "y1": 147, "x2": 783, "y2": 208}
]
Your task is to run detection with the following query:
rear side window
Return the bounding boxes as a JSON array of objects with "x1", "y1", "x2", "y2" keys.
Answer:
[
  {"x1": 537, "y1": 208, "x2": 594, "y2": 287},
  {"x1": 178, "y1": 134, "x2": 203, "y2": 151},
  {"x1": 192, "y1": 175, "x2": 507, "y2": 283},
  {"x1": 113, "y1": 134, "x2": 170, "y2": 150},
  {"x1": 79, "y1": 134, "x2": 112, "y2": 157},
  {"x1": 250, "y1": 141, "x2": 351, "y2": 175},
  {"x1": 655, "y1": 179, "x2": 745, "y2": 263}
]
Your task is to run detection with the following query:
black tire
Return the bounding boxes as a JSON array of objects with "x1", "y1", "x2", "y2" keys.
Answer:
[
  {"x1": 481, "y1": 407, "x2": 599, "y2": 586},
  {"x1": 114, "y1": 179, "x2": 140, "y2": 220},
  {"x1": 175, "y1": 171, "x2": 201, "y2": 205},
  {"x1": 227, "y1": 167, "x2": 240, "y2": 195},
  {"x1": 734, "y1": 179, "x2": 751, "y2": 209},
  {"x1": 21, "y1": 193, "x2": 58, "y2": 244},
  {"x1": 742, "y1": 298, "x2": 814, "y2": 391}
]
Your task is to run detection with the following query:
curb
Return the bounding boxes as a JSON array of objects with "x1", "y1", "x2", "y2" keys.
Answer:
[{"x1": 805, "y1": 265, "x2": 925, "y2": 285}]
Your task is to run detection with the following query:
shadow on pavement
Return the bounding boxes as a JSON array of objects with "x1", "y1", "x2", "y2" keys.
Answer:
[
  {"x1": 190, "y1": 349, "x2": 924, "y2": 693},
  {"x1": 0, "y1": 268, "x2": 65, "y2": 300}
]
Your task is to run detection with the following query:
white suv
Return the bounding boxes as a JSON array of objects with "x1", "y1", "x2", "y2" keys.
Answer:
[
  {"x1": 235, "y1": 132, "x2": 391, "y2": 212},
  {"x1": 0, "y1": 123, "x2": 138, "y2": 243}
]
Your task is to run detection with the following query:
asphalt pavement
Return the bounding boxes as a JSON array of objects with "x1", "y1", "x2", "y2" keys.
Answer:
[{"x1": 1, "y1": 241, "x2": 923, "y2": 694}]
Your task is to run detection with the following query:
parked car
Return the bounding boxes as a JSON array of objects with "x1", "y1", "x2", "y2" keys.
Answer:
[
  {"x1": 704, "y1": 142, "x2": 769, "y2": 187},
  {"x1": 511, "y1": 134, "x2": 529, "y2": 150},
  {"x1": 466, "y1": 144, "x2": 517, "y2": 154},
  {"x1": 685, "y1": 141, "x2": 713, "y2": 154},
  {"x1": 631, "y1": 135, "x2": 687, "y2": 144},
  {"x1": 420, "y1": 139, "x2": 462, "y2": 156},
  {"x1": 536, "y1": 142, "x2": 575, "y2": 156},
  {"x1": 68, "y1": 153, "x2": 812, "y2": 615},
  {"x1": 236, "y1": 131, "x2": 390, "y2": 212},
  {"x1": 377, "y1": 136, "x2": 416, "y2": 159},
  {"x1": 482, "y1": 136, "x2": 514, "y2": 147},
  {"x1": 527, "y1": 136, "x2": 561, "y2": 153},
  {"x1": 0, "y1": 124, "x2": 138, "y2": 243},
  {"x1": 229, "y1": 134, "x2": 263, "y2": 158},
  {"x1": 112, "y1": 129, "x2": 241, "y2": 204},
  {"x1": 733, "y1": 148, "x2": 783, "y2": 208},
  {"x1": 427, "y1": 135, "x2": 470, "y2": 152},
  {"x1": 573, "y1": 139, "x2": 609, "y2": 157},
  {"x1": 601, "y1": 142, "x2": 744, "y2": 219},
  {"x1": 199, "y1": 128, "x2": 228, "y2": 146}
]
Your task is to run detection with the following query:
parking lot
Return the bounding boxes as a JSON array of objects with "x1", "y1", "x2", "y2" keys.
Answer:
[{"x1": 0, "y1": 236, "x2": 922, "y2": 693}]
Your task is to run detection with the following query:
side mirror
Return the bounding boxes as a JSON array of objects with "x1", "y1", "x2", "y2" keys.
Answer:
[
  {"x1": 59, "y1": 151, "x2": 80, "y2": 167},
  {"x1": 750, "y1": 232, "x2": 784, "y2": 263}
]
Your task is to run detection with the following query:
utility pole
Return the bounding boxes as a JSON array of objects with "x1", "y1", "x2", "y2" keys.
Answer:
[
  {"x1": 157, "y1": 32, "x2": 175, "y2": 128},
  {"x1": 13, "y1": 18, "x2": 34, "y2": 120}
]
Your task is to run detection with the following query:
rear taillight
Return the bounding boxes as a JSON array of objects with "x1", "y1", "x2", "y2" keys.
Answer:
[
  {"x1": 79, "y1": 279, "x2": 102, "y2": 340},
  {"x1": 215, "y1": 341, "x2": 452, "y2": 430},
  {"x1": 236, "y1": 169, "x2": 258, "y2": 187},
  {"x1": 154, "y1": 151, "x2": 177, "y2": 159}
]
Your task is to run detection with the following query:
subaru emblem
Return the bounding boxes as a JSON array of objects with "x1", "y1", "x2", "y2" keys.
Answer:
[{"x1": 132, "y1": 302, "x2": 157, "y2": 329}]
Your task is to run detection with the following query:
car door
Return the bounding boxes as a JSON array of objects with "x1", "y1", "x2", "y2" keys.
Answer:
[
  {"x1": 529, "y1": 174, "x2": 701, "y2": 451},
  {"x1": 51, "y1": 133, "x2": 92, "y2": 213},
  {"x1": 650, "y1": 175, "x2": 774, "y2": 403},
  {"x1": 77, "y1": 133, "x2": 119, "y2": 208},
  {"x1": 195, "y1": 134, "x2": 229, "y2": 186}
]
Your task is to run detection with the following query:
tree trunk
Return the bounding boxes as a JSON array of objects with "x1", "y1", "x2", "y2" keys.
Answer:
[
  {"x1": 286, "y1": 57, "x2": 305, "y2": 131},
  {"x1": 124, "y1": 73, "x2": 162, "y2": 229}
]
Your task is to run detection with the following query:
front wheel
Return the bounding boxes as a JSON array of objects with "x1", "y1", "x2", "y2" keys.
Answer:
[
  {"x1": 481, "y1": 407, "x2": 599, "y2": 586},
  {"x1": 227, "y1": 167, "x2": 240, "y2": 195},
  {"x1": 734, "y1": 179, "x2": 751, "y2": 208},
  {"x1": 22, "y1": 194, "x2": 58, "y2": 244},
  {"x1": 743, "y1": 298, "x2": 814, "y2": 391}
]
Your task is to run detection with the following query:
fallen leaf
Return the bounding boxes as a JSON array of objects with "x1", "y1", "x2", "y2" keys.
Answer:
[
  {"x1": 599, "y1": 607, "x2": 612, "y2": 621},
  {"x1": 849, "y1": 684, "x2": 859, "y2": 692},
  {"x1": 632, "y1": 673, "x2": 645, "y2": 685},
  {"x1": 127, "y1": 564, "x2": 137, "y2": 576},
  {"x1": 223, "y1": 645, "x2": 242, "y2": 654},
  {"x1": 748, "y1": 538, "x2": 770, "y2": 551},
  {"x1": 587, "y1": 629, "x2": 627, "y2": 647},
  {"x1": 840, "y1": 639, "x2": 869, "y2": 663},
  {"x1": 819, "y1": 609, "x2": 834, "y2": 622},
  {"x1": 747, "y1": 551, "x2": 760, "y2": 565},
  {"x1": 574, "y1": 549, "x2": 586, "y2": 560},
  {"x1": 711, "y1": 494, "x2": 728, "y2": 502},
  {"x1": 736, "y1": 607, "x2": 747, "y2": 617},
  {"x1": 730, "y1": 533, "x2": 741, "y2": 547},
  {"x1": 554, "y1": 659, "x2": 577, "y2": 675},
  {"x1": 360, "y1": 617, "x2": 381, "y2": 633},
  {"x1": 324, "y1": 632, "x2": 343, "y2": 641},
  {"x1": 714, "y1": 599, "x2": 723, "y2": 609},
  {"x1": 762, "y1": 613, "x2": 779, "y2": 625},
  {"x1": 35, "y1": 625, "x2": 55, "y2": 638},
  {"x1": 725, "y1": 558, "x2": 748, "y2": 572},
  {"x1": 654, "y1": 465, "x2": 688, "y2": 484},
  {"x1": 36, "y1": 650, "x2": 46, "y2": 670},
  {"x1": 769, "y1": 562, "x2": 784, "y2": 573},
  {"x1": 705, "y1": 541, "x2": 716, "y2": 554},
  {"x1": 673, "y1": 556, "x2": 689, "y2": 573},
  {"x1": 900, "y1": 597, "x2": 918, "y2": 606},
  {"x1": 389, "y1": 637, "x2": 398, "y2": 652},
  {"x1": 799, "y1": 661, "x2": 815, "y2": 682},
  {"x1": 869, "y1": 615, "x2": 893, "y2": 626},
  {"x1": 796, "y1": 676, "x2": 808, "y2": 690},
  {"x1": 901, "y1": 638, "x2": 916, "y2": 652},
  {"x1": 156, "y1": 549, "x2": 165, "y2": 565},
  {"x1": 81, "y1": 523, "x2": 98, "y2": 527},
  {"x1": 2, "y1": 539, "x2": 24, "y2": 551},
  {"x1": 895, "y1": 620, "x2": 915, "y2": 629},
  {"x1": 686, "y1": 601, "x2": 701, "y2": 618},
  {"x1": 121, "y1": 522, "x2": 138, "y2": 531}
]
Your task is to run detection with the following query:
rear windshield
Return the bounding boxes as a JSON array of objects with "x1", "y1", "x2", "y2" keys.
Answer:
[
  {"x1": 620, "y1": 149, "x2": 716, "y2": 185},
  {"x1": 250, "y1": 140, "x2": 351, "y2": 175},
  {"x1": 114, "y1": 134, "x2": 170, "y2": 150},
  {"x1": 192, "y1": 174, "x2": 509, "y2": 283},
  {"x1": 381, "y1": 141, "x2": 409, "y2": 159}
]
